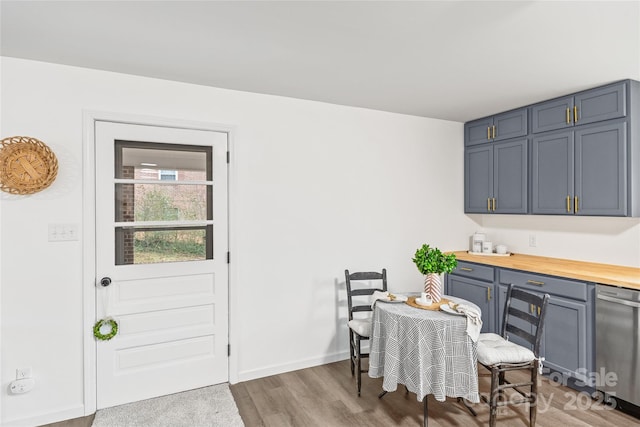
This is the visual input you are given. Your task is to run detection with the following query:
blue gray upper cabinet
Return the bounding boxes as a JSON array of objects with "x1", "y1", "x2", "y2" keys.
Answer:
[
  {"x1": 465, "y1": 117, "x2": 494, "y2": 146},
  {"x1": 531, "y1": 82, "x2": 626, "y2": 134},
  {"x1": 532, "y1": 131, "x2": 574, "y2": 215},
  {"x1": 465, "y1": 145, "x2": 493, "y2": 212},
  {"x1": 575, "y1": 122, "x2": 627, "y2": 216},
  {"x1": 465, "y1": 139, "x2": 528, "y2": 214},
  {"x1": 530, "y1": 96, "x2": 574, "y2": 134},
  {"x1": 532, "y1": 122, "x2": 628, "y2": 216},
  {"x1": 467, "y1": 79, "x2": 639, "y2": 217},
  {"x1": 493, "y1": 139, "x2": 528, "y2": 214},
  {"x1": 465, "y1": 108, "x2": 528, "y2": 146}
]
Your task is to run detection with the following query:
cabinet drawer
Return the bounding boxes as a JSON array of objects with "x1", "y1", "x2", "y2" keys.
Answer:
[
  {"x1": 451, "y1": 261, "x2": 494, "y2": 282},
  {"x1": 498, "y1": 269, "x2": 588, "y2": 301}
]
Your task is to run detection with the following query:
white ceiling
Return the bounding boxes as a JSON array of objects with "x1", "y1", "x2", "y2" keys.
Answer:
[{"x1": 1, "y1": 1, "x2": 639, "y2": 122}]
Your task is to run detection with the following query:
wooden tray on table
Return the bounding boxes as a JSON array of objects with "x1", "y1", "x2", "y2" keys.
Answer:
[{"x1": 406, "y1": 296, "x2": 451, "y2": 311}]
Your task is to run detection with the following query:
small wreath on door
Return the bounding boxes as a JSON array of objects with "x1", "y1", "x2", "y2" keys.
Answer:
[{"x1": 93, "y1": 318, "x2": 119, "y2": 341}]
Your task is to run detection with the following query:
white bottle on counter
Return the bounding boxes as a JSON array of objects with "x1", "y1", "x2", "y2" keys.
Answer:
[{"x1": 472, "y1": 232, "x2": 485, "y2": 253}]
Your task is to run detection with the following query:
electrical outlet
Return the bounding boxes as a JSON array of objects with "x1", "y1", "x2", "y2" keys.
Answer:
[
  {"x1": 16, "y1": 367, "x2": 32, "y2": 379},
  {"x1": 10, "y1": 378, "x2": 35, "y2": 394},
  {"x1": 529, "y1": 234, "x2": 537, "y2": 247}
]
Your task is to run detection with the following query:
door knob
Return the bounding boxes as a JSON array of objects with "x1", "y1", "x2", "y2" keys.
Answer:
[{"x1": 99, "y1": 277, "x2": 112, "y2": 287}]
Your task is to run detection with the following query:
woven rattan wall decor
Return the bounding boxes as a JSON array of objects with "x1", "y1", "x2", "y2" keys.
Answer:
[{"x1": 0, "y1": 136, "x2": 59, "y2": 195}]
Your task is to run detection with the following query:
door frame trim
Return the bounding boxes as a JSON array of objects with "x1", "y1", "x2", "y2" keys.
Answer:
[{"x1": 82, "y1": 111, "x2": 237, "y2": 415}]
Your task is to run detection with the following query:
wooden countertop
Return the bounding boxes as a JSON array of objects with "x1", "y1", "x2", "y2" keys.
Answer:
[{"x1": 451, "y1": 251, "x2": 640, "y2": 290}]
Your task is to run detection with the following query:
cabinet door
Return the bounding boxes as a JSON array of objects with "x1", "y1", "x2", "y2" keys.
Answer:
[
  {"x1": 541, "y1": 297, "x2": 589, "y2": 384},
  {"x1": 532, "y1": 131, "x2": 574, "y2": 214},
  {"x1": 447, "y1": 275, "x2": 494, "y2": 333},
  {"x1": 493, "y1": 139, "x2": 528, "y2": 213},
  {"x1": 575, "y1": 82, "x2": 626, "y2": 126},
  {"x1": 498, "y1": 286, "x2": 589, "y2": 384},
  {"x1": 531, "y1": 95, "x2": 574, "y2": 134},
  {"x1": 465, "y1": 117, "x2": 494, "y2": 146},
  {"x1": 575, "y1": 122, "x2": 627, "y2": 216},
  {"x1": 465, "y1": 145, "x2": 493, "y2": 213},
  {"x1": 493, "y1": 108, "x2": 528, "y2": 142}
]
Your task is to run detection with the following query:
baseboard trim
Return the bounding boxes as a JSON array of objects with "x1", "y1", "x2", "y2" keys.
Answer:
[
  {"x1": 2, "y1": 404, "x2": 85, "y2": 427},
  {"x1": 236, "y1": 351, "x2": 349, "y2": 383}
]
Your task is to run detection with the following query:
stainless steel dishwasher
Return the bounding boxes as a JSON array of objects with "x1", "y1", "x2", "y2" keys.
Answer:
[{"x1": 596, "y1": 284, "x2": 640, "y2": 414}]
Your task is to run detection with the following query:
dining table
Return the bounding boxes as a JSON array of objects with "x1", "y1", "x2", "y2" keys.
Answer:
[{"x1": 368, "y1": 294, "x2": 481, "y2": 426}]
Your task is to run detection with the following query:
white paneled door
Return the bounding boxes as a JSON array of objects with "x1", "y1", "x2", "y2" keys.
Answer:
[{"x1": 95, "y1": 121, "x2": 228, "y2": 409}]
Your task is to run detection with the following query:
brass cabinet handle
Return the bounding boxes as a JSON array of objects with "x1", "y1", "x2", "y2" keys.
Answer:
[
  {"x1": 538, "y1": 306, "x2": 541, "y2": 316},
  {"x1": 460, "y1": 267, "x2": 473, "y2": 272},
  {"x1": 492, "y1": 198, "x2": 496, "y2": 211},
  {"x1": 527, "y1": 279, "x2": 545, "y2": 286},
  {"x1": 566, "y1": 195, "x2": 571, "y2": 213},
  {"x1": 487, "y1": 198, "x2": 491, "y2": 211},
  {"x1": 575, "y1": 196, "x2": 579, "y2": 213},
  {"x1": 487, "y1": 287, "x2": 491, "y2": 301},
  {"x1": 566, "y1": 108, "x2": 570, "y2": 124},
  {"x1": 492, "y1": 125, "x2": 496, "y2": 139},
  {"x1": 487, "y1": 127, "x2": 491, "y2": 140},
  {"x1": 530, "y1": 304, "x2": 535, "y2": 314},
  {"x1": 574, "y1": 106, "x2": 578, "y2": 123}
]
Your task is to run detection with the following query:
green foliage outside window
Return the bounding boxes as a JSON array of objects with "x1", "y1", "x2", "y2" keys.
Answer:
[{"x1": 134, "y1": 189, "x2": 207, "y2": 262}]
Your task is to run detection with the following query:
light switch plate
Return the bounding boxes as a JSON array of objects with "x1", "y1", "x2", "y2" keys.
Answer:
[
  {"x1": 48, "y1": 224, "x2": 79, "y2": 241},
  {"x1": 16, "y1": 367, "x2": 32, "y2": 379}
]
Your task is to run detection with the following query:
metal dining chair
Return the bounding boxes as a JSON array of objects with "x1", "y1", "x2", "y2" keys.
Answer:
[
  {"x1": 477, "y1": 283, "x2": 550, "y2": 427},
  {"x1": 345, "y1": 269, "x2": 387, "y2": 396}
]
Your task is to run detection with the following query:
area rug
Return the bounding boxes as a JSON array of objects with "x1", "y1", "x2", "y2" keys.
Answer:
[{"x1": 92, "y1": 384, "x2": 244, "y2": 427}]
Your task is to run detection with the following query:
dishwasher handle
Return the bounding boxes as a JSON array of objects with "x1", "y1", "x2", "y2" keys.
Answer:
[{"x1": 597, "y1": 293, "x2": 640, "y2": 308}]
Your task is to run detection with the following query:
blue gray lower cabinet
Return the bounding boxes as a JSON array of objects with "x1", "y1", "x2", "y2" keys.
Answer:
[
  {"x1": 446, "y1": 274, "x2": 494, "y2": 333},
  {"x1": 446, "y1": 260, "x2": 495, "y2": 333},
  {"x1": 446, "y1": 262, "x2": 595, "y2": 393}
]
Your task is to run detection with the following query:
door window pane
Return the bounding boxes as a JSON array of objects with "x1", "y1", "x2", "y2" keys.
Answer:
[
  {"x1": 114, "y1": 141, "x2": 213, "y2": 265},
  {"x1": 115, "y1": 226, "x2": 213, "y2": 265},
  {"x1": 115, "y1": 183, "x2": 209, "y2": 222},
  {"x1": 116, "y1": 144, "x2": 211, "y2": 181}
]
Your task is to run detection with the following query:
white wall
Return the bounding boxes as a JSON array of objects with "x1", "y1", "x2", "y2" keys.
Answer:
[
  {"x1": 0, "y1": 57, "x2": 477, "y2": 426},
  {"x1": 472, "y1": 215, "x2": 640, "y2": 268}
]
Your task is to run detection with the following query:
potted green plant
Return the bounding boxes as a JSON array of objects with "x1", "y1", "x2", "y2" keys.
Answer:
[{"x1": 412, "y1": 244, "x2": 457, "y2": 303}]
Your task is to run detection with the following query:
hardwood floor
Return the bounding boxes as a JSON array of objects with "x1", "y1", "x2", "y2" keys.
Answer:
[
  {"x1": 40, "y1": 414, "x2": 94, "y2": 427},
  {"x1": 230, "y1": 360, "x2": 640, "y2": 427},
  {"x1": 39, "y1": 360, "x2": 640, "y2": 426}
]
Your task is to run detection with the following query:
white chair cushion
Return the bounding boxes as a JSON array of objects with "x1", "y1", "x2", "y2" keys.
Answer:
[
  {"x1": 348, "y1": 318, "x2": 371, "y2": 338},
  {"x1": 477, "y1": 333, "x2": 536, "y2": 366}
]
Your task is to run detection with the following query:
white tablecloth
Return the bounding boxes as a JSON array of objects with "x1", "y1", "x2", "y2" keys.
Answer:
[{"x1": 368, "y1": 295, "x2": 480, "y2": 403}]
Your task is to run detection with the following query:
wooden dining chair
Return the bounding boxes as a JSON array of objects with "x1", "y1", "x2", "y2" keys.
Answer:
[
  {"x1": 476, "y1": 284, "x2": 550, "y2": 427},
  {"x1": 345, "y1": 269, "x2": 387, "y2": 396}
]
